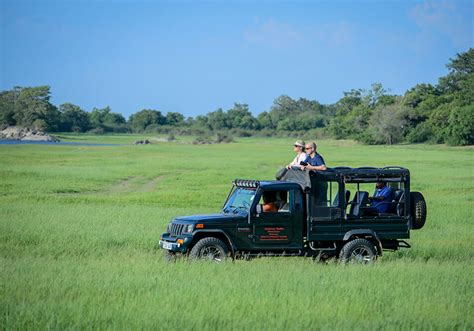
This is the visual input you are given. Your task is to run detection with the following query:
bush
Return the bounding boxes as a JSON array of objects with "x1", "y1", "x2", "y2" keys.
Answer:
[
  {"x1": 301, "y1": 128, "x2": 327, "y2": 141},
  {"x1": 216, "y1": 133, "x2": 234, "y2": 143},
  {"x1": 446, "y1": 105, "x2": 474, "y2": 146},
  {"x1": 167, "y1": 132, "x2": 176, "y2": 142},
  {"x1": 256, "y1": 129, "x2": 276, "y2": 137},
  {"x1": 88, "y1": 127, "x2": 105, "y2": 135},
  {"x1": 405, "y1": 122, "x2": 434, "y2": 143},
  {"x1": 192, "y1": 134, "x2": 213, "y2": 145},
  {"x1": 230, "y1": 129, "x2": 253, "y2": 137},
  {"x1": 429, "y1": 105, "x2": 451, "y2": 143},
  {"x1": 110, "y1": 124, "x2": 130, "y2": 133},
  {"x1": 33, "y1": 119, "x2": 48, "y2": 131}
]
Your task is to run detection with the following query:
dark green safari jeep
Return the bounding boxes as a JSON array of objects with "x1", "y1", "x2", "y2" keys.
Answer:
[{"x1": 159, "y1": 167, "x2": 426, "y2": 263}]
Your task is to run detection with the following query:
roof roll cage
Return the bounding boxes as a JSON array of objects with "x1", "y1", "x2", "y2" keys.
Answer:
[
  {"x1": 343, "y1": 176, "x2": 407, "y2": 183},
  {"x1": 328, "y1": 166, "x2": 409, "y2": 172}
]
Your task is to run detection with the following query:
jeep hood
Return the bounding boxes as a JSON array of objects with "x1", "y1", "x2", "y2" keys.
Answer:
[{"x1": 174, "y1": 213, "x2": 245, "y2": 223}]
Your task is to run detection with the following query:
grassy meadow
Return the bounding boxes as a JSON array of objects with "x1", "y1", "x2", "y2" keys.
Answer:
[{"x1": 0, "y1": 135, "x2": 473, "y2": 329}]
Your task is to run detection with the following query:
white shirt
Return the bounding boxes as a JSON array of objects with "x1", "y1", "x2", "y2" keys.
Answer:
[{"x1": 289, "y1": 152, "x2": 308, "y2": 167}]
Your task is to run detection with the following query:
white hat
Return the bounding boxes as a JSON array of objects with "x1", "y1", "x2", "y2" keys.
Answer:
[{"x1": 294, "y1": 140, "x2": 305, "y2": 147}]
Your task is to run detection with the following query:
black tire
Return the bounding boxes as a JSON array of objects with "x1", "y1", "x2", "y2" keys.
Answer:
[
  {"x1": 410, "y1": 191, "x2": 427, "y2": 230},
  {"x1": 163, "y1": 250, "x2": 177, "y2": 263},
  {"x1": 339, "y1": 239, "x2": 378, "y2": 264},
  {"x1": 189, "y1": 237, "x2": 229, "y2": 263}
]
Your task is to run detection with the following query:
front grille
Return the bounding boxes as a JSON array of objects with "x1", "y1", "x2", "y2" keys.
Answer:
[{"x1": 170, "y1": 223, "x2": 185, "y2": 236}]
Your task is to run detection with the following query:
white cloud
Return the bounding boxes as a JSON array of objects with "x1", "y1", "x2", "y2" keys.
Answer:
[
  {"x1": 243, "y1": 18, "x2": 355, "y2": 50},
  {"x1": 313, "y1": 21, "x2": 355, "y2": 47},
  {"x1": 243, "y1": 18, "x2": 303, "y2": 49},
  {"x1": 409, "y1": 0, "x2": 473, "y2": 48}
]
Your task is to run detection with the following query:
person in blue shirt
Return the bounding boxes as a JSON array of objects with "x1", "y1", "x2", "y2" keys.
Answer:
[
  {"x1": 300, "y1": 142, "x2": 327, "y2": 171},
  {"x1": 370, "y1": 182, "x2": 393, "y2": 213}
]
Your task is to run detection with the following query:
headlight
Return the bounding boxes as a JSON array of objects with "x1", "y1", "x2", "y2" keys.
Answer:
[
  {"x1": 166, "y1": 223, "x2": 172, "y2": 233},
  {"x1": 182, "y1": 224, "x2": 194, "y2": 234}
]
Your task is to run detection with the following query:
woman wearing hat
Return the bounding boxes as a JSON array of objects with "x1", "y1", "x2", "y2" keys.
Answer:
[{"x1": 287, "y1": 140, "x2": 308, "y2": 169}]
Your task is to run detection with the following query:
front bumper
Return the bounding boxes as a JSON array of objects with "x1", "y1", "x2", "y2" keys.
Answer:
[{"x1": 159, "y1": 233, "x2": 192, "y2": 253}]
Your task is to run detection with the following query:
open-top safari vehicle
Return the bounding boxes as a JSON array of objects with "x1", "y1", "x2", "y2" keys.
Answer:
[{"x1": 159, "y1": 167, "x2": 426, "y2": 263}]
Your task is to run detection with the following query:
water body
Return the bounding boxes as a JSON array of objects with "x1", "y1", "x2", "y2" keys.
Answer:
[{"x1": 0, "y1": 140, "x2": 122, "y2": 147}]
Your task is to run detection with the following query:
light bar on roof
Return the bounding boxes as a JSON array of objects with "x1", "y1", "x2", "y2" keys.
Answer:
[{"x1": 234, "y1": 179, "x2": 260, "y2": 188}]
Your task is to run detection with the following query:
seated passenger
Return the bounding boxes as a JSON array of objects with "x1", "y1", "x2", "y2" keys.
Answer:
[
  {"x1": 262, "y1": 192, "x2": 278, "y2": 213},
  {"x1": 300, "y1": 142, "x2": 327, "y2": 171},
  {"x1": 369, "y1": 181, "x2": 393, "y2": 213},
  {"x1": 287, "y1": 141, "x2": 308, "y2": 169}
]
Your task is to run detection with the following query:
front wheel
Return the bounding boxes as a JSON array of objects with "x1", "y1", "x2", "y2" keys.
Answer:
[
  {"x1": 339, "y1": 239, "x2": 378, "y2": 264},
  {"x1": 189, "y1": 237, "x2": 229, "y2": 263}
]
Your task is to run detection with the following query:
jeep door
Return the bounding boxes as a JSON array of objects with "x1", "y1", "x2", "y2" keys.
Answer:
[{"x1": 252, "y1": 187, "x2": 304, "y2": 248}]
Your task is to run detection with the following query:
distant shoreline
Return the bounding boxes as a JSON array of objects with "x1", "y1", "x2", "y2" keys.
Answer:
[{"x1": 0, "y1": 140, "x2": 121, "y2": 147}]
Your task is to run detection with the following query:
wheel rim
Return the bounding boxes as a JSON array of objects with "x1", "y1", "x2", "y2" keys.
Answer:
[
  {"x1": 350, "y1": 246, "x2": 374, "y2": 263},
  {"x1": 199, "y1": 245, "x2": 223, "y2": 262}
]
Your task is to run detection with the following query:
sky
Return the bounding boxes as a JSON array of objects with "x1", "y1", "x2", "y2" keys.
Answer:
[{"x1": 1, "y1": 0, "x2": 472, "y2": 118}]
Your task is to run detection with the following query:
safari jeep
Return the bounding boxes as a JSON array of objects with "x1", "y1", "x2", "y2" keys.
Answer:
[{"x1": 159, "y1": 167, "x2": 427, "y2": 263}]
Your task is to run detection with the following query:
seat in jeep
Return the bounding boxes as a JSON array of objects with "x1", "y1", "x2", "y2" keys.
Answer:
[
  {"x1": 388, "y1": 190, "x2": 404, "y2": 215},
  {"x1": 349, "y1": 191, "x2": 369, "y2": 217},
  {"x1": 332, "y1": 190, "x2": 350, "y2": 207}
]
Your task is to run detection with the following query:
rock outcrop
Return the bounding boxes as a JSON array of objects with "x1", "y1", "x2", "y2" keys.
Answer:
[
  {"x1": 133, "y1": 139, "x2": 152, "y2": 145},
  {"x1": 0, "y1": 126, "x2": 60, "y2": 142}
]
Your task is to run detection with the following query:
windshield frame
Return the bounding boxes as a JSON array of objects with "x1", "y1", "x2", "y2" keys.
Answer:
[{"x1": 222, "y1": 186, "x2": 257, "y2": 214}]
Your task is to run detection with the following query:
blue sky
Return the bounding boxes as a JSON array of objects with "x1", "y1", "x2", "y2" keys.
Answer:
[{"x1": 1, "y1": 0, "x2": 472, "y2": 118}]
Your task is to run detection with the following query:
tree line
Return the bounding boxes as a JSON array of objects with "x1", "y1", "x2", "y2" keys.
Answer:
[{"x1": 1, "y1": 49, "x2": 472, "y2": 145}]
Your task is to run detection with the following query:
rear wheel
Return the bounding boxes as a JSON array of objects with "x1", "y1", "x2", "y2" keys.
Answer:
[
  {"x1": 189, "y1": 237, "x2": 229, "y2": 263},
  {"x1": 410, "y1": 191, "x2": 427, "y2": 230},
  {"x1": 339, "y1": 239, "x2": 377, "y2": 264}
]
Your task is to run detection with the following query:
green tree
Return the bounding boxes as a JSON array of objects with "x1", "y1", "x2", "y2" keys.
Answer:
[
  {"x1": 257, "y1": 111, "x2": 273, "y2": 129},
  {"x1": 429, "y1": 48, "x2": 474, "y2": 145},
  {"x1": 90, "y1": 106, "x2": 126, "y2": 132},
  {"x1": 366, "y1": 101, "x2": 407, "y2": 145},
  {"x1": 128, "y1": 109, "x2": 165, "y2": 132},
  {"x1": 13, "y1": 86, "x2": 59, "y2": 131},
  {"x1": 194, "y1": 115, "x2": 210, "y2": 130},
  {"x1": 59, "y1": 103, "x2": 91, "y2": 132},
  {"x1": 207, "y1": 109, "x2": 228, "y2": 130},
  {"x1": 438, "y1": 48, "x2": 473, "y2": 100},
  {"x1": 268, "y1": 95, "x2": 298, "y2": 129},
  {"x1": 165, "y1": 112, "x2": 185, "y2": 126},
  {"x1": 0, "y1": 88, "x2": 20, "y2": 126},
  {"x1": 446, "y1": 104, "x2": 474, "y2": 145},
  {"x1": 227, "y1": 103, "x2": 256, "y2": 129}
]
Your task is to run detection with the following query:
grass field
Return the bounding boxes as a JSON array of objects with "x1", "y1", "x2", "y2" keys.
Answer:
[{"x1": 1, "y1": 135, "x2": 473, "y2": 329}]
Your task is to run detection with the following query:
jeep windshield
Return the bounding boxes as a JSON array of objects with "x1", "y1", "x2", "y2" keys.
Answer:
[{"x1": 222, "y1": 187, "x2": 256, "y2": 214}]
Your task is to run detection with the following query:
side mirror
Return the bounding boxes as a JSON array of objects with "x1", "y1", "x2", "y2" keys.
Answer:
[{"x1": 256, "y1": 204, "x2": 263, "y2": 214}]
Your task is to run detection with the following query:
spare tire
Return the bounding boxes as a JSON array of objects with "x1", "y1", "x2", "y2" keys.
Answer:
[{"x1": 410, "y1": 191, "x2": 427, "y2": 230}]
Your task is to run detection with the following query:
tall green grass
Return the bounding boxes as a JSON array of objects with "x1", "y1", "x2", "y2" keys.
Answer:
[{"x1": 1, "y1": 137, "x2": 473, "y2": 329}]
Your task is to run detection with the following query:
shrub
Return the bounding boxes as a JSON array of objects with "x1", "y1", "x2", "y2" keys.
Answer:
[
  {"x1": 192, "y1": 134, "x2": 213, "y2": 145},
  {"x1": 216, "y1": 133, "x2": 234, "y2": 143},
  {"x1": 405, "y1": 122, "x2": 434, "y2": 143},
  {"x1": 446, "y1": 104, "x2": 474, "y2": 146},
  {"x1": 33, "y1": 119, "x2": 48, "y2": 131},
  {"x1": 167, "y1": 132, "x2": 176, "y2": 142},
  {"x1": 88, "y1": 127, "x2": 105, "y2": 135},
  {"x1": 230, "y1": 129, "x2": 252, "y2": 137}
]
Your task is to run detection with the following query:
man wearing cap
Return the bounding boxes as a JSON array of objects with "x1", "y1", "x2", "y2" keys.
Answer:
[
  {"x1": 287, "y1": 140, "x2": 308, "y2": 169},
  {"x1": 301, "y1": 142, "x2": 327, "y2": 171}
]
